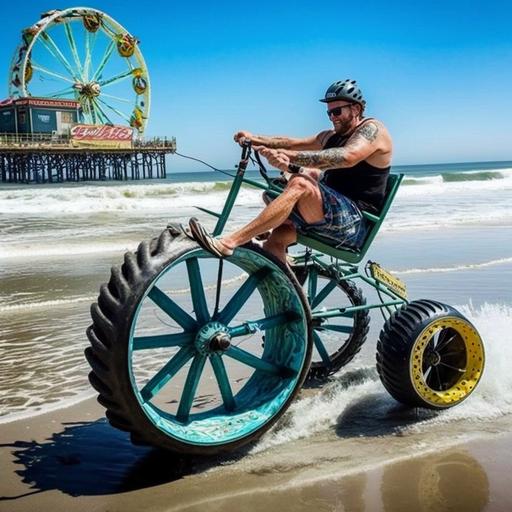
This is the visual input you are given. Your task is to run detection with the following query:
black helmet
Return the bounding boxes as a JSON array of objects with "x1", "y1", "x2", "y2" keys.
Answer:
[{"x1": 320, "y1": 79, "x2": 366, "y2": 108}]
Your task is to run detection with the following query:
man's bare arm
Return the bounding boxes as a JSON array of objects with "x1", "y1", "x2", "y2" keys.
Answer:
[
  {"x1": 291, "y1": 122, "x2": 380, "y2": 169},
  {"x1": 234, "y1": 131, "x2": 325, "y2": 150}
]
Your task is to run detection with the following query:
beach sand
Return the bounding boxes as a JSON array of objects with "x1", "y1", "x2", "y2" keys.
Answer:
[{"x1": 1, "y1": 394, "x2": 511, "y2": 512}]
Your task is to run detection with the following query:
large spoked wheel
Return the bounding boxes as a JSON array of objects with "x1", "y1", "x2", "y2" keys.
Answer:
[
  {"x1": 377, "y1": 300, "x2": 485, "y2": 409},
  {"x1": 85, "y1": 230, "x2": 312, "y2": 455},
  {"x1": 292, "y1": 264, "x2": 370, "y2": 380}
]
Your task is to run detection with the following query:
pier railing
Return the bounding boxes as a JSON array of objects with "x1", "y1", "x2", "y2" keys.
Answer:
[{"x1": 0, "y1": 133, "x2": 176, "y2": 151}]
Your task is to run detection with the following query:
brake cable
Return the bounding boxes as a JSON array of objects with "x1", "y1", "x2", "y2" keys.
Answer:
[
  {"x1": 174, "y1": 151, "x2": 236, "y2": 178},
  {"x1": 251, "y1": 150, "x2": 272, "y2": 186}
]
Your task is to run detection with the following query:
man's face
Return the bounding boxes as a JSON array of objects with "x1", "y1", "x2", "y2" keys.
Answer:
[{"x1": 326, "y1": 100, "x2": 357, "y2": 134}]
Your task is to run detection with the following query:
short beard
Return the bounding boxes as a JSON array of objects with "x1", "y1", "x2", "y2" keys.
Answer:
[{"x1": 333, "y1": 112, "x2": 357, "y2": 134}]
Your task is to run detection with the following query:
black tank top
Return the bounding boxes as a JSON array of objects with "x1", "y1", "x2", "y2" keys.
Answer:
[{"x1": 322, "y1": 119, "x2": 390, "y2": 214}]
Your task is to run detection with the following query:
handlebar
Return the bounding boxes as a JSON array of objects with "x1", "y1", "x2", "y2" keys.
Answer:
[
  {"x1": 240, "y1": 138, "x2": 252, "y2": 161},
  {"x1": 238, "y1": 137, "x2": 275, "y2": 186}
]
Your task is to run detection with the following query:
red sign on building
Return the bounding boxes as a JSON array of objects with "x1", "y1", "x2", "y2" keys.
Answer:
[{"x1": 70, "y1": 124, "x2": 133, "y2": 148}]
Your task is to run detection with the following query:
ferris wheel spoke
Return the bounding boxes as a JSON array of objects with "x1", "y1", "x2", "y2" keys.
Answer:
[
  {"x1": 97, "y1": 97, "x2": 131, "y2": 122},
  {"x1": 100, "y1": 93, "x2": 131, "y2": 103},
  {"x1": 91, "y1": 39, "x2": 116, "y2": 82},
  {"x1": 38, "y1": 32, "x2": 80, "y2": 81},
  {"x1": 82, "y1": 109, "x2": 93, "y2": 124},
  {"x1": 31, "y1": 61, "x2": 76, "y2": 84},
  {"x1": 98, "y1": 69, "x2": 134, "y2": 88},
  {"x1": 64, "y1": 22, "x2": 84, "y2": 81},
  {"x1": 46, "y1": 86, "x2": 77, "y2": 98},
  {"x1": 83, "y1": 30, "x2": 97, "y2": 82},
  {"x1": 92, "y1": 98, "x2": 114, "y2": 125},
  {"x1": 88, "y1": 99, "x2": 98, "y2": 124}
]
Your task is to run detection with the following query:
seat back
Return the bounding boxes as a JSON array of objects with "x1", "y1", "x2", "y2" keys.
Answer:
[{"x1": 296, "y1": 173, "x2": 404, "y2": 264}]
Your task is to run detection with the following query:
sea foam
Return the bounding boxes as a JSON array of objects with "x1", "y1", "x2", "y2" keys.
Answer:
[{"x1": 253, "y1": 303, "x2": 512, "y2": 452}]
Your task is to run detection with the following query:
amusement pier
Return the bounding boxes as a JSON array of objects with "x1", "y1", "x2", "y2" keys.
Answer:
[{"x1": 0, "y1": 7, "x2": 176, "y2": 183}]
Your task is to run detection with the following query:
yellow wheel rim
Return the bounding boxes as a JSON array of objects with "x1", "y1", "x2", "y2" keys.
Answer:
[{"x1": 410, "y1": 316, "x2": 484, "y2": 407}]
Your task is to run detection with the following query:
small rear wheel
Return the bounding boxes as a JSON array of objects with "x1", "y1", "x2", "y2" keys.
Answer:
[
  {"x1": 377, "y1": 299, "x2": 485, "y2": 409},
  {"x1": 292, "y1": 263, "x2": 370, "y2": 379}
]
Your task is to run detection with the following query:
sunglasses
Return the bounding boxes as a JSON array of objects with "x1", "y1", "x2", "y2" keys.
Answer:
[{"x1": 327, "y1": 104, "x2": 353, "y2": 117}]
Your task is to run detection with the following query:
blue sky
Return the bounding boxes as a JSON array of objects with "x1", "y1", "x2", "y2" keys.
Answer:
[{"x1": 2, "y1": 1, "x2": 511, "y2": 170}]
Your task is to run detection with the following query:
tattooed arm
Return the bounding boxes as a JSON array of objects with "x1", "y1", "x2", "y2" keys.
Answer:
[
  {"x1": 290, "y1": 122, "x2": 381, "y2": 169},
  {"x1": 256, "y1": 146, "x2": 323, "y2": 181},
  {"x1": 233, "y1": 130, "x2": 329, "y2": 150}
]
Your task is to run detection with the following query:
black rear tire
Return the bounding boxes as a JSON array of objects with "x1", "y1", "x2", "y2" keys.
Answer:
[
  {"x1": 292, "y1": 264, "x2": 370, "y2": 380},
  {"x1": 377, "y1": 299, "x2": 485, "y2": 409}
]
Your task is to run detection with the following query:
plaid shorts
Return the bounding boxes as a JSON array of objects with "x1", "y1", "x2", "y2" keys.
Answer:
[{"x1": 288, "y1": 179, "x2": 368, "y2": 249}]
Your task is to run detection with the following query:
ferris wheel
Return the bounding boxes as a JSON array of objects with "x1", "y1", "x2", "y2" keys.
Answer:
[{"x1": 8, "y1": 7, "x2": 151, "y2": 133}]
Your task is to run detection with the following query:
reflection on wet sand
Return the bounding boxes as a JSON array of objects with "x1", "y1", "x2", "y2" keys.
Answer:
[{"x1": 381, "y1": 451, "x2": 489, "y2": 512}]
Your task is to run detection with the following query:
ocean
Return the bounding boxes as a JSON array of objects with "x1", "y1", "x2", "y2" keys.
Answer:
[{"x1": 0, "y1": 158, "x2": 511, "y2": 456}]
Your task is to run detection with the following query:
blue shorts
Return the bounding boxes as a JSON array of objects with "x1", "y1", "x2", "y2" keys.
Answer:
[{"x1": 288, "y1": 180, "x2": 368, "y2": 249}]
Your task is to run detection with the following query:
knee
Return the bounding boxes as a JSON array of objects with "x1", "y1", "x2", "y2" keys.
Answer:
[{"x1": 286, "y1": 175, "x2": 315, "y2": 196}]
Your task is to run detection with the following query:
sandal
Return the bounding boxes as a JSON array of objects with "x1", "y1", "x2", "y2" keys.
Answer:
[{"x1": 188, "y1": 218, "x2": 233, "y2": 258}]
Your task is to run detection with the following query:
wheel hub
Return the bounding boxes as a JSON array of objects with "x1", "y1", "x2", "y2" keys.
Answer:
[
  {"x1": 74, "y1": 81, "x2": 101, "y2": 98},
  {"x1": 425, "y1": 350, "x2": 442, "y2": 366},
  {"x1": 194, "y1": 322, "x2": 231, "y2": 355}
]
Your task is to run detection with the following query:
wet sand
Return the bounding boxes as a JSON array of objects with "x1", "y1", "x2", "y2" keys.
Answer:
[{"x1": 1, "y1": 396, "x2": 511, "y2": 512}]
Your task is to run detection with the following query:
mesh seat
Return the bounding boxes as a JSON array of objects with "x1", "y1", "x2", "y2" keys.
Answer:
[{"x1": 296, "y1": 173, "x2": 403, "y2": 264}]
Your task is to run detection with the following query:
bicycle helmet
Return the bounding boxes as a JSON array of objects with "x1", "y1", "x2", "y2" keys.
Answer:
[{"x1": 320, "y1": 79, "x2": 366, "y2": 108}]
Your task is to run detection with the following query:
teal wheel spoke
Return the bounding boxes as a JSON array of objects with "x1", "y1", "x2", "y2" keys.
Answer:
[
  {"x1": 225, "y1": 345, "x2": 293, "y2": 376},
  {"x1": 307, "y1": 268, "x2": 318, "y2": 304},
  {"x1": 140, "y1": 345, "x2": 195, "y2": 402},
  {"x1": 217, "y1": 267, "x2": 271, "y2": 324},
  {"x1": 176, "y1": 355, "x2": 207, "y2": 422},
  {"x1": 311, "y1": 280, "x2": 338, "y2": 309},
  {"x1": 320, "y1": 324, "x2": 353, "y2": 334},
  {"x1": 228, "y1": 312, "x2": 299, "y2": 338},
  {"x1": 148, "y1": 286, "x2": 197, "y2": 331},
  {"x1": 186, "y1": 258, "x2": 210, "y2": 324},
  {"x1": 313, "y1": 331, "x2": 331, "y2": 366},
  {"x1": 133, "y1": 332, "x2": 194, "y2": 351},
  {"x1": 210, "y1": 354, "x2": 236, "y2": 412}
]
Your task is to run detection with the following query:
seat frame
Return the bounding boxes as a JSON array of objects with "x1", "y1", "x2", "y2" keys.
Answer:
[{"x1": 296, "y1": 173, "x2": 404, "y2": 263}]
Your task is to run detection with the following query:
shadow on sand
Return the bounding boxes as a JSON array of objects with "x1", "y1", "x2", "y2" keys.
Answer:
[
  {"x1": 335, "y1": 392, "x2": 439, "y2": 438},
  {"x1": 0, "y1": 418, "x2": 241, "y2": 499}
]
